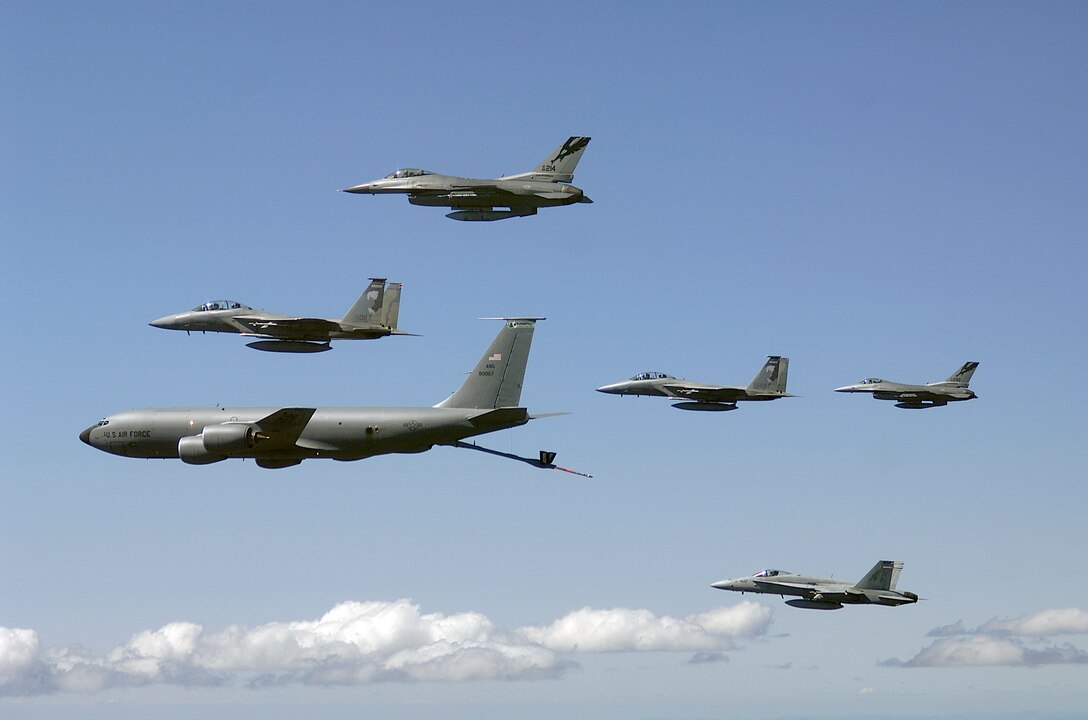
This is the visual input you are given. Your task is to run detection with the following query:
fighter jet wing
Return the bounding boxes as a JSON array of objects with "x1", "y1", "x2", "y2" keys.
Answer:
[
  {"x1": 233, "y1": 316, "x2": 342, "y2": 336},
  {"x1": 252, "y1": 407, "x2": 317, "y2": 447},
  {"x1": 445, "y1": 185, "x2": 521, "y2": 199},
  {"x1": 661, "y1": 384, "x2": 745, "y2": 402},
  {"x1": 447, "y1": 184, "x2": 571, "y2": 200},
  {"x1": 753, "y1": 580, "x2": 816, "y2": 592}
]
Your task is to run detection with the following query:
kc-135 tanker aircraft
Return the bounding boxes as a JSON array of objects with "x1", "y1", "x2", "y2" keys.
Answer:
[
  {"x1": 835, "y1": 361, "x2": 979, "y2": 409},
  {"x1": 712, "y1": 561, "x2": 919, "y2": 610},
  {"x1": 342, "y1": 137, "x2": 592, "y2": 221},
  {"x1": 596, "y1": 356, "x2": 792, "y2": 411},
  {"x1": 149, "y1": 278, "x2": 410, "y2": 353},
  {"x1": 81, "y1": 319, "x2": 588, "y2": 475}
]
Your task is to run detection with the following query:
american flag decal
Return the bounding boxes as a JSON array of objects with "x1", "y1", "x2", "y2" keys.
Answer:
[{"x1": 489, "y1": 353, "x2": 502, "y2": 361}]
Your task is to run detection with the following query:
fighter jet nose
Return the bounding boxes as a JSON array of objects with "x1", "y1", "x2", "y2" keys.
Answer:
[
  {"x1": 833, "y1": 386, "x2": 852, "y2": 393},
  {"x1": 341, "y1": 184, "x2": 369, "y2": 194},
  {"x1": 79, "y1": 426, "x2": 93, "y2": 445},
  {"x1": 149, "y1": 315, "x2": 177, "y2": 329},
  {"x1": 595, "y1": 384, "x2": 620, "y2": 394},
  {"x1": 710, "y1": 580, "x2": 732, "y2": 590}
]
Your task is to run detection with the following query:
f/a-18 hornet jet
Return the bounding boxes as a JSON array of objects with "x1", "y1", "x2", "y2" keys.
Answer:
[
  {"x1": 149, "y1": 278, "x2": 410, "y2": 353},
  {"x1": 342, "y1": 137, "x2": 592, "y2": 221},
  {"x1": 712, "y1": 561, "x2": 918, "y2": 610},
  {"x1": 596, "y1": 356, "x2": 792, "y2": 411},
  {"x1": 835, "y1": 362, "x2": 979, "y2": 409},
  {"x1": 81, "y1": 319, "x2": 589, "y2": 474}
]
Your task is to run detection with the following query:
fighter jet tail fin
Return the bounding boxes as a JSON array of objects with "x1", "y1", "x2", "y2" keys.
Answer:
[
  {"x1": 747, "y1": 356, "x2": 790, "y2": 394},
  {"x1": 341, "y1": 278, "x2": 387, "y2": 326},
  {"x1": 508, "y1": 137, "x2": 591, "y2": 183},
  {"x1": 378, "y1": 282, "x2": 402, "y2": 329},
  {"x1": 856, "y1": 560, "x2": 904, "y2": 591},
  {"x1": 435, "y1": 318, "x2": 542, "y2": 409},
  {"x1": 944, "y1": 361, "x2": 979, "y2": 386}
]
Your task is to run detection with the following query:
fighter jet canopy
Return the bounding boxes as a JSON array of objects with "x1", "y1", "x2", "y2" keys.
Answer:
[
  {"x1": 630, "y1": 371, "x2": 675, "y2": 381},
  {"x1": 754, "y1": 569, "x2": 786, "y2": 577},
  {"x1": 384, "y1": 168, "x2": 432, "y2": 179},
  {"x1": 191, "y1": 300, "x2": 251, "y2": 312},
  {"x1": 859, "y1": 378, "x2": 887, "y2": 384}
]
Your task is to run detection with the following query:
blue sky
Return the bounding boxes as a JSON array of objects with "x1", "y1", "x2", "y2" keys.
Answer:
[{"x1": 2, "y1": 2, "x2": 1086, "y2": 718}]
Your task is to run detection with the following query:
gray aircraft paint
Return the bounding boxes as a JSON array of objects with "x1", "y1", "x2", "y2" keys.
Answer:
[
  {"x1": 342, "y1": 137, "x2": 593, "y2": 222},
  {"x1": 835, "y1": 362, "x2": 979, "y2": 409},
  {"x1": 712, "y1": 561, "x2": 919, "y2": 610},
  {"x1": 149, "y1": 278, "x2": 412, "y2": 352},
  {"x1": 596, "y1": 356, "x2": 793, "y2": 411},
  {"x1": 81, "y1": 319, "x2": 544, "y2": 469}
]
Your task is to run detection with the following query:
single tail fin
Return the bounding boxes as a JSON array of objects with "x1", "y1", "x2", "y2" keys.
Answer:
[
  {"x1": 509, "y1": 137, "x2": 590, "y2": 183},
  {"x1": 436, "y1": 318, "x2": 542, "y2": 409},
  {"x1": 856, "y1": 560, "x2": 904, "y2": 590},
  {"x1": 945, "y1": 361, "x2": 979, "y2": 386},
  {"x1": 378, "y1": 283, "x2": 402, "y2": 329},
  {"x1": 747, "y1": 356, "x2": 790, "y2": 394},
  {"x1": 341, "y1": 278, "x2": 387, "y2": 326}
]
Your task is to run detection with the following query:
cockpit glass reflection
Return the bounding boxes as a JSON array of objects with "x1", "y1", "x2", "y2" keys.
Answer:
[{"x1": 629, "y1": 371, "x2": 675, "y2": 381}]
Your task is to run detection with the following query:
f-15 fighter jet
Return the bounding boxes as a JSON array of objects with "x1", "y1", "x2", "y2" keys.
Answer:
[
  {"x1": 835, "y1": 362, "x2": 979, "y2": 409},
  {"x1": 712, "y1": 561, "x2": 919, "y2": 610},
  {"x1": 80, "y1": 319, "x2": 589, "y2": 475},
  {"x1": 342, "y1": 137, "x2": 592, "y2": 221},
  {"x1": 596, "y1": 356, "x2": 792, "y2": 411},
  {"x1": 149, "y1": 278, "x2": 410, "y2": 353}
]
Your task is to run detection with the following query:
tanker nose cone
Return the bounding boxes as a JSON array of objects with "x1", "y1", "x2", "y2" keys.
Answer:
[{"x1": 79, "y1": 426, "x2": 93, "y2": 445}]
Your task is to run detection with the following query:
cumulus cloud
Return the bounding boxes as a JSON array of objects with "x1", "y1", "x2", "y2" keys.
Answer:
[
  {"x1": 884, "y1": 636, "x2": 1088, "y2": 668},
  {"x1": 978, "y1": 608, "x2": 1088, "y2": 637},
  {"x1": 0, "y1": 600, "x2": 770, "y2": 696},
  {"x1": 517, "y1": 602, "x2": 771, "y2": 653},
  {"x1": 886, "y1": 607, "x2": 1088, "y2": 668}
]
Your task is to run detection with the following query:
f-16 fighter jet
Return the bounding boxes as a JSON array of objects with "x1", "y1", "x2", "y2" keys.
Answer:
[
  {"x1": 149, "y1": 278, "x2": 410, "y2": 353},
  {"x1": 80, "y1": 319, "x2": 589, "y2": 475},
  {"x1": 712, "y1": 561, "x2": 918, "y2": 610},
  {"x1": 596, "y1": 356, "x2": 792, "y2": 411},
  {"x1": 835, "y1": 362, "x2": 979, "y2": 409},
  {"x1": 342, "y1": 137, "x2": 592, "y2": 221}
]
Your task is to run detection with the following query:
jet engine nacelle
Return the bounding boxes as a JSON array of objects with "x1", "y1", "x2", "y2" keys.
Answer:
[
  {"x1": 178, "y1": 435, "x2": 226, "y2": 465},
  {"x1": 200, "y1": 423, "x2": 261, "y2": 453}
]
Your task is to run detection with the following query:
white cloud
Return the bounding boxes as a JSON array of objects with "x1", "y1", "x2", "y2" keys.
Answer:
[
  {"x1": 979, "y1": 608, "x2": 1088, "y2": 637},
  {"x1": 517, "y1": 602, "x2": 771, "y2": 653},
  {"x1": 887, "y1": 607, "x2": 1088, "y2": 668},
  {"x1": 886, "y1": 635, "x2": 1088, "y2": 668},
  {"x1": 0, "y1": 600, "x2": 769, "y2": 696},
  {"x1": 0, "y1": 627, "x2": 43, "y2": 692}
]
